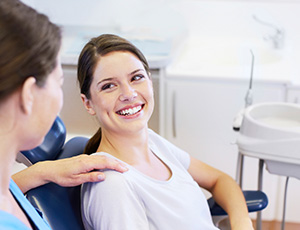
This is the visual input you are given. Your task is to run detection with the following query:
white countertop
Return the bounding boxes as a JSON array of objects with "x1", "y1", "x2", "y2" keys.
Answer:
[{"x1": 166, "y1": 36, "x2": 300, "y2": 85}]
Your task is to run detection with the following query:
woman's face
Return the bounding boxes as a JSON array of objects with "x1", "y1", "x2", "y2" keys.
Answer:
[
  {"x1": 30, "y1": 56, "x2": 64, "y2": 148},
  {"x1": 83, "y1": 51, "x2": 154, "y2": 135},
  {"x1": 41, "y1": 59, "x2": 64, "y2": 125}
]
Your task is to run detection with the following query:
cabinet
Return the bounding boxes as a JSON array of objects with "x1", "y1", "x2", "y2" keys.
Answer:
[{"x1": 286, "y1": 85, "x2": 300, "y2": 104}]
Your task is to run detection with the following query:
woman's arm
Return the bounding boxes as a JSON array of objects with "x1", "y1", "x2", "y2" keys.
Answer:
[
  {"x1": 12, "y1": 154, "x2": 128, "y2": 193},
  {"x1": 188, "y1": 156, "x2": 253, "y2": 230}
]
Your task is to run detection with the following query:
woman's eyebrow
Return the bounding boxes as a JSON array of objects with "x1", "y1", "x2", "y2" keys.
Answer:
[
  {"x1": 130, "y1": 69, "x2": 145, "y2": 75},
  {"x1": 96, "y1": 77, "x2": 114, "y2": 86},
  {"x1": 96, "y1": 69, "x2": 145, "y2": 86}
]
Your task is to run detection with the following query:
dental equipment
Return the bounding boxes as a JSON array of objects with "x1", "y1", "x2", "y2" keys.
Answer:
[
  {"x1": 233, "y1": 50, "x2": 254, "y2": 131},
  {"x1": 238, "y1": 102, "x2": 300, "y2": 170},
  {"x1": 236, "y1": 102, "x2": 300, "y2": 230}
]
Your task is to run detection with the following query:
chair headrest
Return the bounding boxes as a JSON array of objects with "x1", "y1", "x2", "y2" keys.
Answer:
[{"x1": 21, "y1": 116, "x2": 66, "y2": 164}]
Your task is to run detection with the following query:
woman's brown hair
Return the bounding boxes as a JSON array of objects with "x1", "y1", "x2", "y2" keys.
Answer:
[{"x1": 0, "y1": 0, "x2": 61, "y2": 102}]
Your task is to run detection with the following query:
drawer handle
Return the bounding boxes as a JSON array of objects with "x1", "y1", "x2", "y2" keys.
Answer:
[{"x1": 172, "y1": 91, "x2": 177, "y2": 138}]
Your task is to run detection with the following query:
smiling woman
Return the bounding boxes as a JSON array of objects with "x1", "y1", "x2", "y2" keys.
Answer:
[
  {"x1": 78, "y1": 34, "x2": 254, "y2": 230},
  {"x1": 77, "y1": 34, "x2": 153, "y2": 154},
  {"x1": 80, "y1": 50, "x2": 154, "y2": 138}
]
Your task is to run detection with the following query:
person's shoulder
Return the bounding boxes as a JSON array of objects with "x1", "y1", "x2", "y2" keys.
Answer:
[
  {"x1": 82, "y1": 169, "x2": 137, "y2": 207},
  {"x1": 148, "y1": 128, "x2": 159, "y2": 137},
  {"x1": 102, "y1": 169, "x2": 130, "y2": 185},
  {"x1": 148, "y1": 128, "x2": 166, "y2": 144},
  {"x1": 90, "y1": 152, "x2": 131, "y2": 184},
  {"x1": 148, "y1": 128, "x2": 175, "y2": 151},
  {"x1": 83, "y1": 168, "x2": 132, "y2": 194},
  {"x1": 0, "y1": 210, "x2": 30, "y2": 230}
]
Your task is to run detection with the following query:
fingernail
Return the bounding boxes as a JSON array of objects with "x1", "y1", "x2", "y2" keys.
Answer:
[
  {"x1": 97, "y1": 174, "x2": 105, "y2": 180},
  {"x1": 120, "y1": 164, "x2": 128, "y2": 171}
]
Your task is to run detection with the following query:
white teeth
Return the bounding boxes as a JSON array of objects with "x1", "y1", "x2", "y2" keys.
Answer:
[{"x1": 118, "y1": 105, "x2": 142, "y2": 116}]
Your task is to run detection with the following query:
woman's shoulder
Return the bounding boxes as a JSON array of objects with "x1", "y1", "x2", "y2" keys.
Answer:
[
  {"x1": 81, "y1": 166, "x2": 138, "y2": 208},
  {"x1": 99, "y1": 169, "x2": 130, "y2": 186},
  {"x1": 0, "y1": 210, "x2": 30, "y2": 230},
  {"x1": 147, "y1": 128, "x2": 180, "y2": 154},
  {"x1": 147, "y1": 128, "x2": 169, "y2": 146},
  {"x1": 147, "y1": 129, "x2": 191, "y2": 169},
  {"x1": 82, "y1": 152, "x2": 133, "y2": 193}
]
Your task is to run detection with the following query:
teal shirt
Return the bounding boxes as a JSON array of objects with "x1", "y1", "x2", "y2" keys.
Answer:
[{"x1": 0, "y1": 179, "x2": 51, "y2": 230}]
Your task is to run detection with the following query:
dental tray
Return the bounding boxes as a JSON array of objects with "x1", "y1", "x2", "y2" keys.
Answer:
[{"x1": 236, "y1": 102, "x2": 300, "y2": 179}]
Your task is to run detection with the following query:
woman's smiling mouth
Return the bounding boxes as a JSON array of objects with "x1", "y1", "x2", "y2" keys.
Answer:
[{"x1": 116, "y1": 105, "x2": 143, "y2": 116}]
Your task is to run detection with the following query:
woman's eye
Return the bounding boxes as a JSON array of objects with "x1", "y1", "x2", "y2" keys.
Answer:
[
  {"x1": 132, "y1": 74, "x2": 144, "y2": 82},
  {"x1": 101, "y1": 83, "x2": 115, "y2": 91}
]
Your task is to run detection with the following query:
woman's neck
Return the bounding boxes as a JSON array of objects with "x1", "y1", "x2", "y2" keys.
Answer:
[
  {"x1": 0, "y1": 93, "x2": 21, "y2": 192},
  {"x1": 0, "y1": 136, "x2": 18, "y2": 213},
  {"x1": 98, "y1": 128, "x2": 150, "y2": 165},
  {"x1": 99, "y1": 128, "x2": 172, "y2": 181}
]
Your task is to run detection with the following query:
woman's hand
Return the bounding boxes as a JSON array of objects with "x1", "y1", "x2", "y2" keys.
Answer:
[{"x1": 12, "y1": 154, "x2": 128, "y2": 193}]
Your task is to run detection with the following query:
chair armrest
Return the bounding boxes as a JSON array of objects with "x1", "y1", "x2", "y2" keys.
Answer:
[{"x1": 207, "y1": 190, "x2": 268, "y2": 216}]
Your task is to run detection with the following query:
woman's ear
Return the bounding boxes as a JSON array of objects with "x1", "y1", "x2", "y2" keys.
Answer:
[
  {"x1": 81, "y1": 94, "x2": 96, "y2": 116},
  {"x1": 20, "y1": 77, "x2": 36, "y2": 115}
]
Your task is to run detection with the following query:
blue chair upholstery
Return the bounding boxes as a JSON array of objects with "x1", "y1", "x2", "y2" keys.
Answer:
[
  {"x1": 21, "y1": 116, "x2": 66, "y2": 164},
  {"x1": 21, "y1": 116, "x2": 268, "y2": 230},
  {"x1": 26, "y1": 183, "x2": 84, "y2": 230},
  {"x1": 208, "y1": 190, "x2": 268, "y2": 216}
]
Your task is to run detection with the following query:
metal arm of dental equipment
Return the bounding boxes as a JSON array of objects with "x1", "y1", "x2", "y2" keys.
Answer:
[
  {"x1": 233, "y1": 50, "x2": 254, "y2": 131},
  {"x1": 252, "y1": 14, "x2": 285, "y2": 49}
]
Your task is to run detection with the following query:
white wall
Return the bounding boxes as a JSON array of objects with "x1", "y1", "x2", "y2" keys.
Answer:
[
  {"x1": 170, "y1": 1, "x2": 300, "y2": 79},
  {"x1": 21, "y1": 0, "x2": 187, "y2": 42}
]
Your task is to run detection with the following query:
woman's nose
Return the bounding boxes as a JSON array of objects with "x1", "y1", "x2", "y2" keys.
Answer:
[{"x1": 119, "y1": 84, "x2": 137, "y2": 101}]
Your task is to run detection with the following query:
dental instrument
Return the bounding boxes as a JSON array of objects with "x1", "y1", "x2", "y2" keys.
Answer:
[{"x1": 233, "y1": 49, "x2": 254, "y2": 131}]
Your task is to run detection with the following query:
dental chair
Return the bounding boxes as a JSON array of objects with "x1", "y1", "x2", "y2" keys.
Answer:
[{"x1": 20, "y1": 117, "x2": 268, "y2": 230}]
